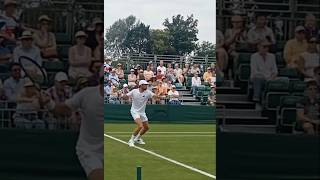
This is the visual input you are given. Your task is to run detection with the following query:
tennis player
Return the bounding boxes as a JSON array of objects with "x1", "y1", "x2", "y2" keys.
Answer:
[
  {"x1": 123, "y1": 80, "x2": 158, "y2": 147},
  {"x1": 43, "y1": 70, "x2": 104, "y2": 180}
]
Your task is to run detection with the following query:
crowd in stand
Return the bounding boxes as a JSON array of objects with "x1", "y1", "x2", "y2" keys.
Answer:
[
  {"x1": 104, "y1": 59, "x2": 216, "y2": 106},
  {"x1": 217, "y1": 13, "x2": 320, "y2": 135},
  {"x1": 0, "y1": 0, "x2": 104, "y2": 130}
]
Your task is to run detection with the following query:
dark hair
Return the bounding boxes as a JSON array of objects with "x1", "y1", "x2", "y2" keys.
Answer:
[
  {"x1": 313, "y1": 66, "x2": 320, "y2": 74},
  {"x1": 9, "y1": 63, "x2": 20, "y2": 71},
  {"x1": 256, "y1": 13, "x2": 266, "y2": 19},
  {"x1": 306, "y1": 80, "x2": 318, "y2": 88}
]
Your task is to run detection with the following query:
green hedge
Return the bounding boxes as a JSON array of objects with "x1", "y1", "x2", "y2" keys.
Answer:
[{"x1": 105, "y1": 104, "x2": 215, "y2": 123}]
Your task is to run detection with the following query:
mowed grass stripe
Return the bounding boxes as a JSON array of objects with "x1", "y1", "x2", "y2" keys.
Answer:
[{"x1": 105, "y1": 134, "x2": 216, "y2": 179}]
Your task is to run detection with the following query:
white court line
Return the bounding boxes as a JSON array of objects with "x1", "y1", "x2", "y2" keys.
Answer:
[
  {"x1": 104, "y1": 134, "x2": 216, "y2": 179},
  {"x1": 111, "y1": 135, "x2": 216, "y2": 137},
  {"x1": 107, "y1": 132, "x2": 216, "y2": 134}
]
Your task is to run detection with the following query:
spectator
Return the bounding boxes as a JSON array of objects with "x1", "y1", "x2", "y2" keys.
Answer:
[
  {"x1": 203, "y1": 67, "x2": 213, "y2": 82},
  {"x1": 88, "y1": 60, "x2": 103, "y2": 86},
  {"x1": 250, "y1": 40, "x2": 278, "y2": 102},
  {"x1": 68, "y1": 31, "x2": 92, "y2": 80},
  {"x1": 128, "y1": 69, "x2": 137, "y2": 88},
  {"x1": 183, "y1": 63, "x2": 191, "y2": 76},
  {"x1": 313, "y1": 66, "x2": 320, "y2": 87},
  {"x1": 108, "y1": 68, "x2": 119, "y2": 86},
  {"x1": 104, "y1": 80, "x2": 112, "y2": 96},
  {"x1": 109, "y1": 86, "x2": 120, "y2": 104},
  {"x1": 216, "y1": 29, "x2": 229, "y2": 77},
  {"x1": 167, "y1": 63, "x2": 174, "y2": 73},
  {"x1": 0, "y1": 34, "x2": 11, "y2": 64},
  {"x1": 283, "y1": 26, "x2": 308, "y2": 67},
  {"x1": 137, "y1": 69, "x2": 145, "y2": 80},
  {"x1": 156, "y1": 69, "x2": 164, "y2": 80},
  {"x1": 247, "y1": 14, "x2": 276, "y2": 46},
  {"x1": 115, "y1": 63, "x2": 124, "y2": 80},
  {"x1": 304, "y1": 14, "x2": 319, "y2": 41},
  {"x1": 225, "y1": 15, "x2": 248, "y2": 78},
  {"x1": 104, "y1": 59, "x2": 111, "y2": 73},
  {"x1": 157, "y1": 60, "x2": 166, "y2": 75},
  {"x1": 168, "y1": 85, "x2": 180, "y2": 105},
  {"x1": 299, "y1": 37, "x2": 319, "y2": 81},
  {"x1": 93, "y1": 34, "x2": 104, "y2": 61},
  {"x1": 166, "y1": 65, "x2": 176, "y2": 83},
  {"x1": 15, "y1": 78, "x2": 45, "y2": 129},
  {"x1": 191, "y1": 73, "x2": 202, "y2": 97},
  {"x1": 156, "y1": 80, "x2": 166, "y2": 104},
  {"x1": 144, "y1": 65, "x2": 154, "y2": 81},
  {"x1": 33, "y1": 15, "x2": 57, "y2": 60},
  {"x1": 208, "y1": 85, "x2": 216, "y2": 106},
  {"x1": 119, "y1": 84, "x2": 130, "y2": 103},
  {"x1": 0, "y1": 79, "x2": 5, "y2": 100},
  {"x1": 0, "y1": 0, "x2": 20, "y2": 46},
  {"x1": 174, "y1": 63, "x2": 184, "y2": 84},
  {"x1": 190, "y1": 63, "x2": 200, "y2": 75},
  {"x1": 86, "y1": 17, "x2": 104, "y2": 51},
  {"x1": 13, "y1": 31, "x2": 43, "y2": 67},
  {"x1": 3, "y1": 63, "x2": 24, "y2": 102},
  {"x1": 297, "y1": 80, "x2": 320, "y2": 135}
]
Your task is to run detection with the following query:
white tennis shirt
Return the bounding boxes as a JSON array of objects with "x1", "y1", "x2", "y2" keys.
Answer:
[{"x1": 127, "y1": 89, "x2": 154, "y2": 113}]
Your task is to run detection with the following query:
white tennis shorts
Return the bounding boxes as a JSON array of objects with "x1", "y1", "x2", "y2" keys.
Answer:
[
  {"x1": 76, "y1": 149, "x2": 103, "y2": 176},
  {"x1": 130, "y1": 110, "x2": 149, "y2": 122}
]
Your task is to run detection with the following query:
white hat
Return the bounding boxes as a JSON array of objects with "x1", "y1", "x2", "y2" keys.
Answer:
[
  {"x1": 55, "y1": 72, "x2": 68, "y2": 82},
  {"x1": 38, "y1": 15, "x2": 52, "y2": 22},
  {"x1": 295, "y1": 26, "x2": 305, "y2": 32},
  {"x1": 123, "y1": 84, "x2": 128, "y2": 87},
  {"x1": 19, "y1": 31, "x2": 33, "y2": 40},
  {"x1": 172, "y1": 85, "x2": 176, "y2": 88},
  {"x1": 139, "y1": 80, "x2": 149, "y2": 86},
  {"x1": 75, "y1": 31, "x2": 88, "y2": 38}
]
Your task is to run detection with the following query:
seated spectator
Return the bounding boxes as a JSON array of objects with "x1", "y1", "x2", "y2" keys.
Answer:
[
  {"x1": 216, "y1": 29, "x2": 229, "y2": 77},
  {"x1": 167, "y1": 63, "x2": 174, "y2": 74},
  {"x1": 313, "y1": 66, "x2": 320, "y2": 87},
  {"x1": 304, "y1": 14, "x2": 319, "y2": 41},
  {"x1": 152, "y1": 87, "x2": 161, "y2": 104},
  {"x1": 284, "y1": 26, "x2": 308, "y2": 67},
  {"x1": 3, "y1": 63, "x2": 24, "y2": 102},
  {"x1": 104, "y1": 80, "x2": 112, "y2": 96},
  {"x1": 137, "y1": 69, "x2": 145, "y2": 80},
  {"x1": 190, "y1": 63, "x2": 200, "y2": 75},
  {"x1": 168, "y1": 85, "x2": 180, "y2": 105},
  {"x1": 144, "y1": 65, "x2": 154, "y2": 81},
  {"x1": 14, "y1": 78, "x2": 45, "y2": 129},
  {"x1": 0, "y1": 79, "x2": 5, "y2": 100},
  {"x1": 208, "y1": 85, "x2": 216, "y2": 106},
  {"x1": 225, "y1": 15, "x2": 248, "y2": 78},
  {"x1": 247, "y1": 14, "x2": 276, "y2": 47},
  {"x1": 203, "y1": 67, "x2": 213, "y2": 82},
  {"x1": 68, "y1": 31, "x2": 92, "y2": 80},
  {"x1": 104, "y1": 59, "x2": 111, "y2": 73},
  {"x1": 166, "y1": 66, "x2": 176, "y2": 83},
  {"x1": 108, "y1": 68, "x2": 119, "y2": 86},
  {"x1": 109, "y1": 86, "x2": 120, "y2": 104},
  {"x1": 191, "y1": 73, "x2": 201, "y2": 97},
  {"x1": 33, "y1": 15, "x2": 57, "y2": 60},
  {"x1": 156, "y1": 80, "x2": 167, "y2": 104},
  {"x1": 297, "y1": 80, "x2": 320, "y2": 135},
  {"x1": 0, "y1": 34, "x2": 11, "y2": 64},
  {"x1": 88, "y1": 60, "x2": 103, "y2": 86},
  {"x1": 0, "y1": 0, "x2": 20, "y2": 47},
  {"x1": 299, "y1": 37, "x2": 319, "y2": 81},
  {"x1": 183, "y1": 63, "x2": 191, "y2": 77},
  {"x1": 119, "y1": 84, "x2": 130, "y2": 104},
  {"x1": 250, "y1": 40, "x2": 278, "y2": 102},
  {"x1": 115, "y1": 63, "x2": 124, "y2": 80},
  {"x1": 128, "y1": 69, "x2": 137, "y2": 88},
  {"x1": 13, "y1": 31, "x2": 43, "y2": 67},
  {"x1": 156, "y1": 69, "x2": 164, "y2": 80},
  {"x1": 174, "y1": 63, "x2": 184, "y2": 84},
  {"x1": 157, "y1": 60, "x2": 166, "y2": 75},
  {"x1": 46, "y1": 72, "x2": 72, "y2": 103},
  {"x1": 93, "y1": 34, "x2": 104, "y2": 61},
  {"x1": 86, "y1": 17, "x2": 104, "y2": 51}
]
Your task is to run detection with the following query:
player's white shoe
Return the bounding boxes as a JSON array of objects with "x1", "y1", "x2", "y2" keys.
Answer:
[
  {"x1": 128, "y1": 139, "x2": 135, "y2": 147},
  {"x1": 135, "y1": 138, "x2": 146, "y2": 145}
]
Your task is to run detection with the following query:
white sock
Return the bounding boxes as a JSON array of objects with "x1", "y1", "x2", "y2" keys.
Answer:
[{"x1": 130, "y1": 135, "x2": 136, "y2": 141}]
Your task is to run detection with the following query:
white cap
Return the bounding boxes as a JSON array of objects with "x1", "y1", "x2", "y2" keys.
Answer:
[
  {"x1": 123, "y1": 84, "x2": 128, "y2": 87},
  {"x1": 55, "y1": 72, "x2": 68, "y2": 82},
  {"x1": 172, "y1": 85, "x2": 176, "y2": 88},
  {"x1": 139, "y1": 80, "x2": 149, "y2": 86},
  {"x1": 295, "y1": 26, "x2": 305, "y2": 32}
]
